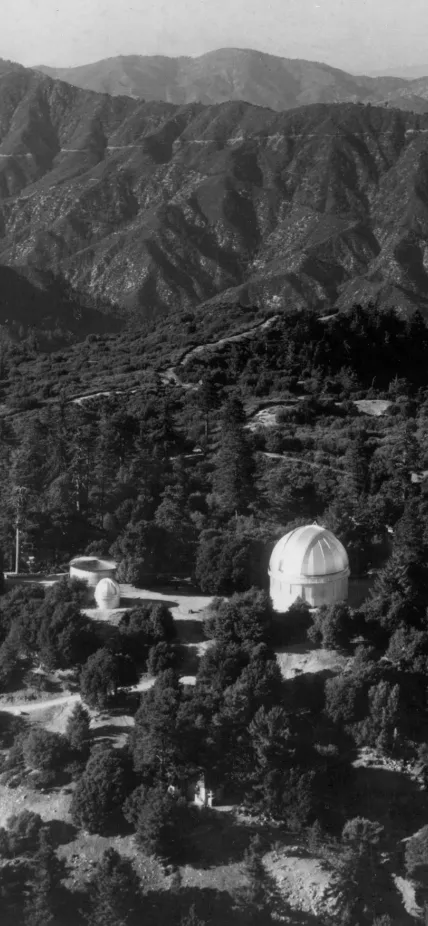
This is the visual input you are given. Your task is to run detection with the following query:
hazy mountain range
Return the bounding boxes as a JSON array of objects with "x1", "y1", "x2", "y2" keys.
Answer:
[
  {"x1": 36, "y1": 48, "x2": 428, "y2": 114},
  {"x1": 368, "y1": 65, "x2": 428, "y2": 80},
  {"x1": 2, "y1": 63, "x2": 428, "y2": 334}
]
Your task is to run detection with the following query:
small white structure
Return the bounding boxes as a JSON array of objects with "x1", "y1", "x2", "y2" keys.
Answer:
[
  {"x1": 269, "y1": 524, "x2": 350, "y2": 613},
  {"x1": 194, "y1": 777, "x2": 214, "y2": 808},
  {"x1": 69, "y1": 556, "x2": 117, "y2": 589},
  {"x1": 193, "y1": 775, "x2": 223, "y2": 808},
  {"x1": 94, "y1": 577, "x2": 121, "y2": 610}
]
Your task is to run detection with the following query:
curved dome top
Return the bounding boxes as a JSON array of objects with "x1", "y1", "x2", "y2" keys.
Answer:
[
  {"x1": 69, "y1": 557, "x2": 116, "y2": 573},
  {"x1": 95, "y1": 578, "x2": 120, "y2": 599},
  {"x1": 269, "y1": 525, "x2": 349, "y2": 580}
]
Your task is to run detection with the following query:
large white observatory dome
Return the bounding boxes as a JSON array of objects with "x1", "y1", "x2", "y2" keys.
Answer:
[
  {"x1": 269, "y1": 524, "x2": 350, "y2": 612},
  {"x1": 94, "y1": 578, "x2": 121, "y2": 610}
]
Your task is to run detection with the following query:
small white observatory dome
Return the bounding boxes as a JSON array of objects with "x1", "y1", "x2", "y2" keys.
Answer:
[
  {"x1": 269, "y1": 524, "x2": 350, "y2": 612},
  {"x1": 94, "y1": 577, "x2": 121, "y2": 610}
]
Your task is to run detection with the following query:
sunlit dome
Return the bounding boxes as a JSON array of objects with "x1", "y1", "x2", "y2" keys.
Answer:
[
  {"x1": 269, "y1": 524, "x2": 350, "y2": 613},
  {"x1": 94, "y1": 577, "x2": 121, "y2": 610}
]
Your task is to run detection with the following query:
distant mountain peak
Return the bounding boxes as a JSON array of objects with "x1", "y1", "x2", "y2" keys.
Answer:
[{"x1": 34, "y1": 47, "x2": 428, "y2": 114}]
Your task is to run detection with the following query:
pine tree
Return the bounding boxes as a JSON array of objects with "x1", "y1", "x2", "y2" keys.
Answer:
[
  {"x1": 344, "y1": 431, "x2": 370, "y2": 498},
  {"x1": 66, "y1": 702, "x2": 91, "y2": 753},
  {"x1": 132, "y1": 670, "x2": 183, "y2": 779},
  {"x1": 87, "y1": 848, "x2": 141, "y2": 926},
  {"x1": 368, "y1": 681, "x2": 400, "y2": 753},
  {"x1": 70, "y1": 747, "x2": 128, "y2": 834},
  {"x1": 131, "y1": 785, "x2": 196, "y2": 861},
  {"x1": 195, "y1": 375, "x2": 221, "y2": 443},
  {"x1": 212, "y1": 396, "x2": 254, "y2": 514},
  {"x1": 80, "y1": 648, "x2": 121, "y2": 710},
  {"x1": 394, "y1": 497, "x2": 427, "y2": 560},
  {"x1": 24, "y1": 828, "x2": 64, "y2": 926},
  {"x1": 240, "y1": 833, "x2": 268, "y2": 922},
  {"x1": 393, "y1": 420, "x2": 420, "y2": 500},
  {"x1": 180, "y1": 904, "x2": 207, "y2": 926}
]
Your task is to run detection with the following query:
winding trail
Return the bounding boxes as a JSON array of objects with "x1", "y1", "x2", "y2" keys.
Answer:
[
  {"x1": 160, "y1": 313, "x2": 279, "y2": 387},
  {"x1": 0, "y1": 693, "x2": 80, "y2": 716},
  {"x1": 0, "y1": 314, "x2": 280, "y2": 416},
  {"x1": 261, "y1": 451, "x2": 346, "y2": 475}
]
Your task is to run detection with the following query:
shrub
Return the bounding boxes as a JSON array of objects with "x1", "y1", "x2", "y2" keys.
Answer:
[
  {"x1": 22, "y1": 729, "x2": 67, "y2": 773},
  {"x1": 206, "y1": 588, "x2": 273, "y2": 647},
  {"x1": 80, "y1": 648, "x2": 137, "y2": 711},
  {"x1": 37, "y1": 602, "x2": 97, "y2": 670},
  {"x1": 405, "y1": 824, "x2": 428, "y2": 878},
  {"x1": 124, "y1": 784, "x2": 199, "y2": 860},
  {"x1": 66, "y1": 702, "x2": 91, "y2": 754},
  {"x1": 195, "y1": 533, "x2": 266, "y2": 595},
  {"x1": 147, "y1": 642, "x2": 177, "y2": 676},
  {"x1": 307, "y1": 602, "x2": 355, "y2": 652},
  {"x1": 0, "y1": 810, "x2": 44, "y2": 857},
  {"x1": 87, "y1": 848, "x2": 141, "y2": 926}
]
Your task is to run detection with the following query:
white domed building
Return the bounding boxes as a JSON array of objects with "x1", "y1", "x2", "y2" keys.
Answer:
[
  {"x1": 269, "y1": 524, "x2": 350, "y2": 612},
  {"x1": 94, "y1": 577, "x2": 121, "y2": 610},
  {"x1": 69, "y1": 557, "x2": 117, "y2": 589}
]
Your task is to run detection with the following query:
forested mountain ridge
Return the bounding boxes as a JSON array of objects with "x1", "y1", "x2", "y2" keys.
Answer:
[
  {"x1": 4, "y1": 67, "x2": 428, "y2": 327},
  {"x1": 36, "y1": 48, "x2": 428, "y2": 113}
]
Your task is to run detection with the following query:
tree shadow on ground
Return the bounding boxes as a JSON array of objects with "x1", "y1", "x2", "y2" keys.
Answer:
[
  {"x1": 149, "y1": 884, "x2": 322, "y2": 926},
  {"x1": 176, "y1": 644, "x2": 201, "y2": 677},
  {"x1": 174, "y1": 618, "x2": 207, "y2": 645},
  {"x1": 0, "y1": 710, "x2": 27, "y2": 747},
  {"x1": 282, "y1": 670, "x2": 330, "y2": 714},
  {"x1": 89, "y1": 618, "x2": 119, "y2": 643},
  {"x1": 119, "y1": 596, "x2": 179, "y2": 610},
  {"x1": 90, "y1": 720, "x2": 133, "y2": 744},
  {"x1": 275, "y1": 642, "x2": 320, "y2": 656},
  {"x1": 184, "y1": 811, "x2": 284, "y2": 868},
  {"x1": 44, "y1": 818, "x2": 79, "y2": 848},
  {"x1": 344, "y1": 762, "x2": 428, "y2": 845}
]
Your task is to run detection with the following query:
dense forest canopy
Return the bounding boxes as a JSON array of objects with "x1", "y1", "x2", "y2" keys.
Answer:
[
  {"x1": 1, "y1": 299, "x2": 428, "y2": 924},
  {"x1": 0, "y1": 301, "x2": 426, "y2": 580}
]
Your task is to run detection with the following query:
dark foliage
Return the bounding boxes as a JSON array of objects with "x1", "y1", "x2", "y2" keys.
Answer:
[
  {"x1": 86, "y1": 848, "x2": 141, "y2": 926},
  {"x1": 70, "y1": 746, "x2": 130, "y2": 834},
  {"x1": 80, "y1": 647, "x2": 138, "y2": 710}
]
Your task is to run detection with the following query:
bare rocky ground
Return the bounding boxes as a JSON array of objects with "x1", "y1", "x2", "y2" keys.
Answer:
[
  {"x1": 0, "y1": 576, "x2": 423, "y2": 921},
  {"x1": 354, "y1": 399, "x2": 392, "y2": 417}
]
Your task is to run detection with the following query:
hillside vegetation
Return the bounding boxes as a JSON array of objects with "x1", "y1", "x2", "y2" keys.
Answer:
[
  {"x1": 2, "y1": 302, "x2": 428, "y2": 922},
  {"x1": 3, "y1": 69, "x2": 428, "y2": 330}
]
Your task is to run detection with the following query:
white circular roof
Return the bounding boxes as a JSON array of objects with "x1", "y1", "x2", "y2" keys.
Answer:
[
  {"x1": 269, "y1": 525, "x2": 349, "y2": 580},
  {"x1": 70, "y1": 556, "x2": 117, "y2": 573},
  {"x1": 95, "y1": 577, "x2": 120, "y2": 599}
]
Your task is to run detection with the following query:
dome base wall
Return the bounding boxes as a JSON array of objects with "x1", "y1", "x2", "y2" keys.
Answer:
[
  {"x1": 70, "y1": 566, "x2": 117, "y2": 588},
  {"x1": 270, "y1": 575, "x2": 349, "y2": 614}
]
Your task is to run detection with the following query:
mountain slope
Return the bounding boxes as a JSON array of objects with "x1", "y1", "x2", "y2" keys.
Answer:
[
  {"x1": 4, "y1": 68, "x2": 428, "y2": 323},
  {"x1": 36, "y1": 48, "x2": 428, "y2": 113}
]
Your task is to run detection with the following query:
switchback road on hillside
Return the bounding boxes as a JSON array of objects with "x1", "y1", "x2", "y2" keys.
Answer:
[
  {"x1": 161, "y1": 313, "x2": 280, "y2": 387},
  {"x1": 0, "y1": 675, "x2": 155, "y2": 717}
]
